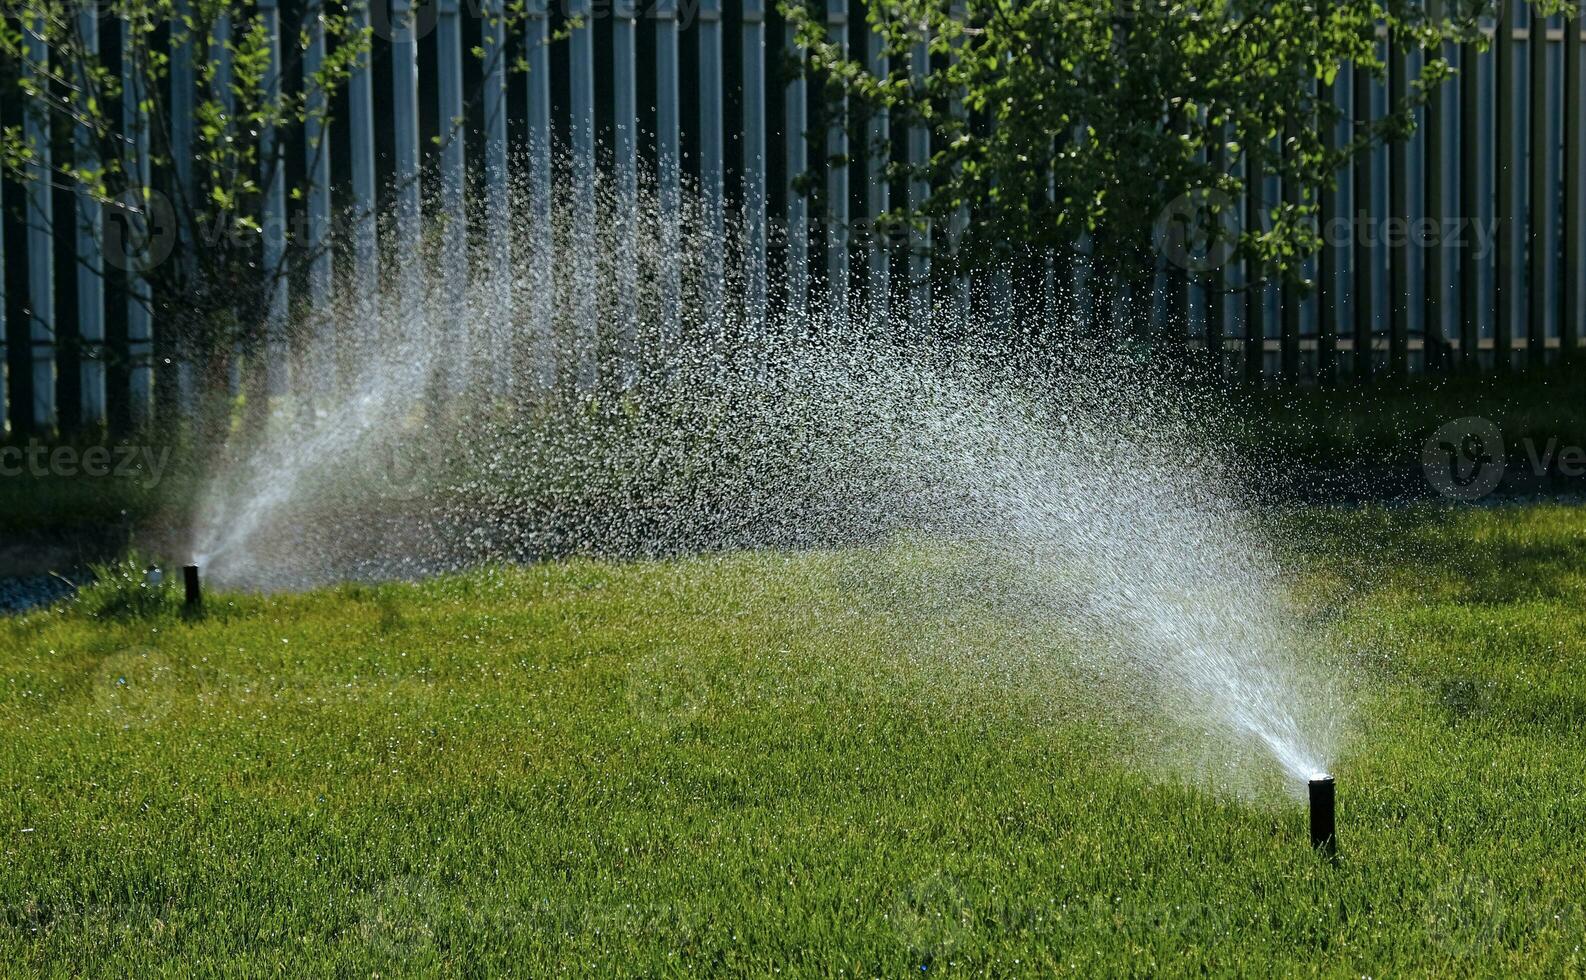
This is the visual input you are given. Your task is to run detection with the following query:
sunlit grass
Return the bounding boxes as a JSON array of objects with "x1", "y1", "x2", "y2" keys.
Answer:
[{"x1": 2, "y1": 504, "x2": 1585, "y2": 973}]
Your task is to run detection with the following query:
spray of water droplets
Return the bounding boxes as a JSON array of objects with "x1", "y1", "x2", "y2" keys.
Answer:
[{"x1": 188, "y1": 156, "x2": 1348, "y2": 797}]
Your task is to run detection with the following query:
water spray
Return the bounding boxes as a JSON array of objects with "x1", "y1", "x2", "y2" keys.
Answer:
[
  {"x1": 1308, "y1": 775, "x2": 1336, "y2": 856},
  {"x1": 189, "y1": 163, "x2": 1348, "y2": 797},
  {"x1": 183, "y1": 564, "x2": 203, "y2": 612}
]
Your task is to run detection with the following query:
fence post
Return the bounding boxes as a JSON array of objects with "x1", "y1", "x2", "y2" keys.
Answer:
[
  {"x1": 436, "y1": 0, "x2": 467, "y2": 398},
  {"x1": 1459, "y1": 35, "x2": 1482, "y2": 371},
  {"x1": 1388, "y1": 38, "x2": 1410, "y2": 378},
  {"x1": 866, "y1": 14, "x2": 890, "y2": 335},
  {"x1": 657, "y1": 0, "x2": 683, "y2": 346},
  {"x1": 526, "y1": 0, "x2": 555, "y2": 393},
  {"x1": 1243, "y1": 154, "x2": 1265, "y2": 383},
  {"x1": 1425, "y1": 0, "x2": 1450, "y2": 376},
  {"x1": 1496, "y1": 5, "x2": 1518, "y2": 372},
  {"x1": 0, "y1": 129, "x2": 6, "y2": 434},
  {"x1": 948, "y1": 1, "x2": 970, "y2": 326},
  {"x1": 1206, "y1": 133, "x2": 1227, "y2": 380},
  {"x1": 260, "y1": 0, "x2": 289, "y2": 399},
  {"x1": 1281, "y1": 162, "x2": 1301, "y2": 383},
  {"x1": 1352, "y1": 59, "x2": 1375, "y2": 382},
  {"x1": 785, "y1": 21, "x2": 810, "y2": 325},
  {"x1": 171, "y1": 0, "x2": 196, "y2": 416},
  {"x1": 1566, "y1": 11, "x2": 1585, "y2": 359},
  {"x1": 349, "y1": 0, "x2": 380, "y2": 358},
  {"x1": 440, "y1": 3, "x2": 463, "y2": 272},
  {"x1": 77, "y1": 6, "x2": 107, "y2": 427},
  {"x1": 568, "y1": 0, "x2": 597, "y2": 391},
  {"x1": 124, "y1": 16, "x2": 154, "y2": 425},
  {"x1": 209, "y1": 12, "x2": 242, "y2": 396},
  {"x1": 700, "y1": 0, "x2": 726, "y2": 329},
  {"x1": 392, "y1": 0, "x2": 423, "y2": 310},
  {"x1": 1528, "y1": 9, "x2": 1553, "y2": 368},
  {"x1": 305, "y1": 3, "x2": 333, "y2": 331},
  {"x1": 484, "y1": 0, "x2": 511, "y2": 395},
  {"x1": 613, "y1": 0, "x2": 639, "y2": 382},
  {"x1": 907, "y1": 31, "x2": 931, "y2": 332},
  {"x1": 1319, "y1": 81, "x2": 1341, "y2": 386},
  {"x1": 826, "y1": 0, "x2": 850, "y2": 324},
  {"x1": 25, "y1": 19, "x2": 56, "y2": 432},
  {"x1": 743, "y1": 0, "x2": 769, "y2": 338}
]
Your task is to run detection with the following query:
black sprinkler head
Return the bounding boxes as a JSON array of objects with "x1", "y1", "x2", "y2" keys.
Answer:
[
  {"x1": 1309, "y1": 775, "x2": 1336, "y2": 857},
  {"x1": 183, "y1": 564, "x2": 202, "y2": 611}
]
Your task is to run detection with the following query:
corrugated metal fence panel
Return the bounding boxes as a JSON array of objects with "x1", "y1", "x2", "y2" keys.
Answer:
[{"x1": 3, "y1": 4, "x2": 1586, "y2": 436}]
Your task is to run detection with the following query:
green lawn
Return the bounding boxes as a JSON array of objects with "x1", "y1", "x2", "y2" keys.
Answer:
[{"x1": 2, "y1": 504, "x2": 1585, "y2": 975}]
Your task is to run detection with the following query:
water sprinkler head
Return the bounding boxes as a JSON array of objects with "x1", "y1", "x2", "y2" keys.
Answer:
[
  {"x1": 1308, "y1": 774, "x2": 1336, "y2": 857},
  {"x1": 183, "y1": 564, "x2": 203, "y2": 611}
]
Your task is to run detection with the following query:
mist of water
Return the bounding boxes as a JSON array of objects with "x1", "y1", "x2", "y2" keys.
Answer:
[{"x1": 189, "y1": 157, "x2": 1347, "y2": 795}]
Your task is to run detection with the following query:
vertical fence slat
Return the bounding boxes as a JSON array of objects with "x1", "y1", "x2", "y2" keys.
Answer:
[
  {"x1": 260, "y1": 0, "x2": 289, "y2": 398},
  {"x1": 1243, "y1": 154, "x2": 1264, "y2": 383},
  {"x1": 568, "y1": 0, "x2": 597, "y2": 391},
  {"x1": 1205, "y1": 136, "x2": 1226, "y2": 380},
  {"x1": 437, "y1": 0, "x2": 467, "y2": 399},
  {"x1": 438, "y1": 0, "x2": 468, "y2": 356},
  {"x1": 866, "y1": 16, "x2": 889, "y2": 333},
  {"x1": 613, "y1": 0, "x2": 639, "y2": 378},
  {"x1": 1566, "y1": 14, "x2": 1585, "y2": 359},
  {"x1": 170, "y1": 0, "x2": 196, "y2": 415},
  {"x1": 13, "y1": 2, "x2": 1586, "y2": 425},
  {"x1": 484, "y1": 0, "x2": 511, "y2": 393},
  {"x1": 1496, "y1": 6, "x2": 1518, "y2": 372},
  {"x1": 1352, "y1": 59, "x2": 1375, "y2": 381},
  {"x1": 1388, "y1": 39, "x2": 1410, "y2": 378},
  {"x1": 77, "y1": 6, "x2": 107, "y2": 426},
  {"x1": 743, "y1": 1, "x2": 769, "y2": 335},
  {"x1": 124, "y1": 16, "x2": 154, "y2": 423},
  {"x1": 656, "y1": 0, "x2": 683, "y2": 342},
  {"x1": 700, "y1": 0, "x2": 725, "y2": 326},
  {"x1": 948, "y1": 1, "x2": 970, "y2": 324},
  {"x1": 1528, "y1": 11, "x2": 1552, "y2": 367},
  {"x1": 210, "y1": 12, "x2": 242, "y2": 397},
  {"x1": 1281, "y1": 122, "x2": 1301, "y2": 382},
  {"x1": 0, "y1": 167, "x2": 5, "y2": 435},
  {"x1": 825, "y1": 0, "x2": 850, "y2": 322},
  {"x1": 1319, "y1": 80, "x2": 1341, "y2": 386},
  {"x1": 1425, "y1": 1, "x2": 1449, "y2": 375},
  {"x1": 1459, "y1": 34, "x2": 1482, "y2": 371},
  {"x1": 1, "y1": 101, "x2": 6, "y2": 433},
  {"x1": 392, "y1": 0, "x2": 422, "y2": 310},
  {"x1": 526, "y1": 0, "x2": 554, "y2": 392},
  {"x1": 785, "y1": 24, "x2": 810, "y2": 323},
  {"x1": 1043, "y1": 158, "x2": 1057, "y2": 316},
  {"x1": 349, "y1": 0, "x2": 380, "y2": 306},
  {"x1": 907, "y1": 34, "x2": 930, "y2": 330},
  {"x1": 25, "y1": 19, "x2": 56, "y2": 431},
  {"x1": 305, "y1": 9, "x2": 332, "y2": 313}
]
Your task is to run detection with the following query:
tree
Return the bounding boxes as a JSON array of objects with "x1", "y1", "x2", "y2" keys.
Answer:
[
  {"x1": 1, "y1": 0, "x2": 528, "y2": 417},
  {"x1": 788, "y1": 0, "x2": 1561, "y2": 294},
  {"x1": 2, "y1": 0, "x2": 369, "y2": 390}
]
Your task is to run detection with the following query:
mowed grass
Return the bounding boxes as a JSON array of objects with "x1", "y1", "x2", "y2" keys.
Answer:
[{"x1": 3, "y1": 505, "x2": 1586, "y2": 975}]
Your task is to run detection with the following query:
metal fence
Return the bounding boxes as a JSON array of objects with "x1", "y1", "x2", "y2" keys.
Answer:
[{"x1": 2, "y1": 1, "x2": 1584, "y2": 436}]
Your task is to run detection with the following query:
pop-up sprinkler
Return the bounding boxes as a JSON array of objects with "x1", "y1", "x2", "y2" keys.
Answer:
[
  {"x1": 1309, "y1": 775, "x2": 1336, "y2": 857},
  {"x1": 183, "y1": 564, "x2": 202, "y2": 611}
]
